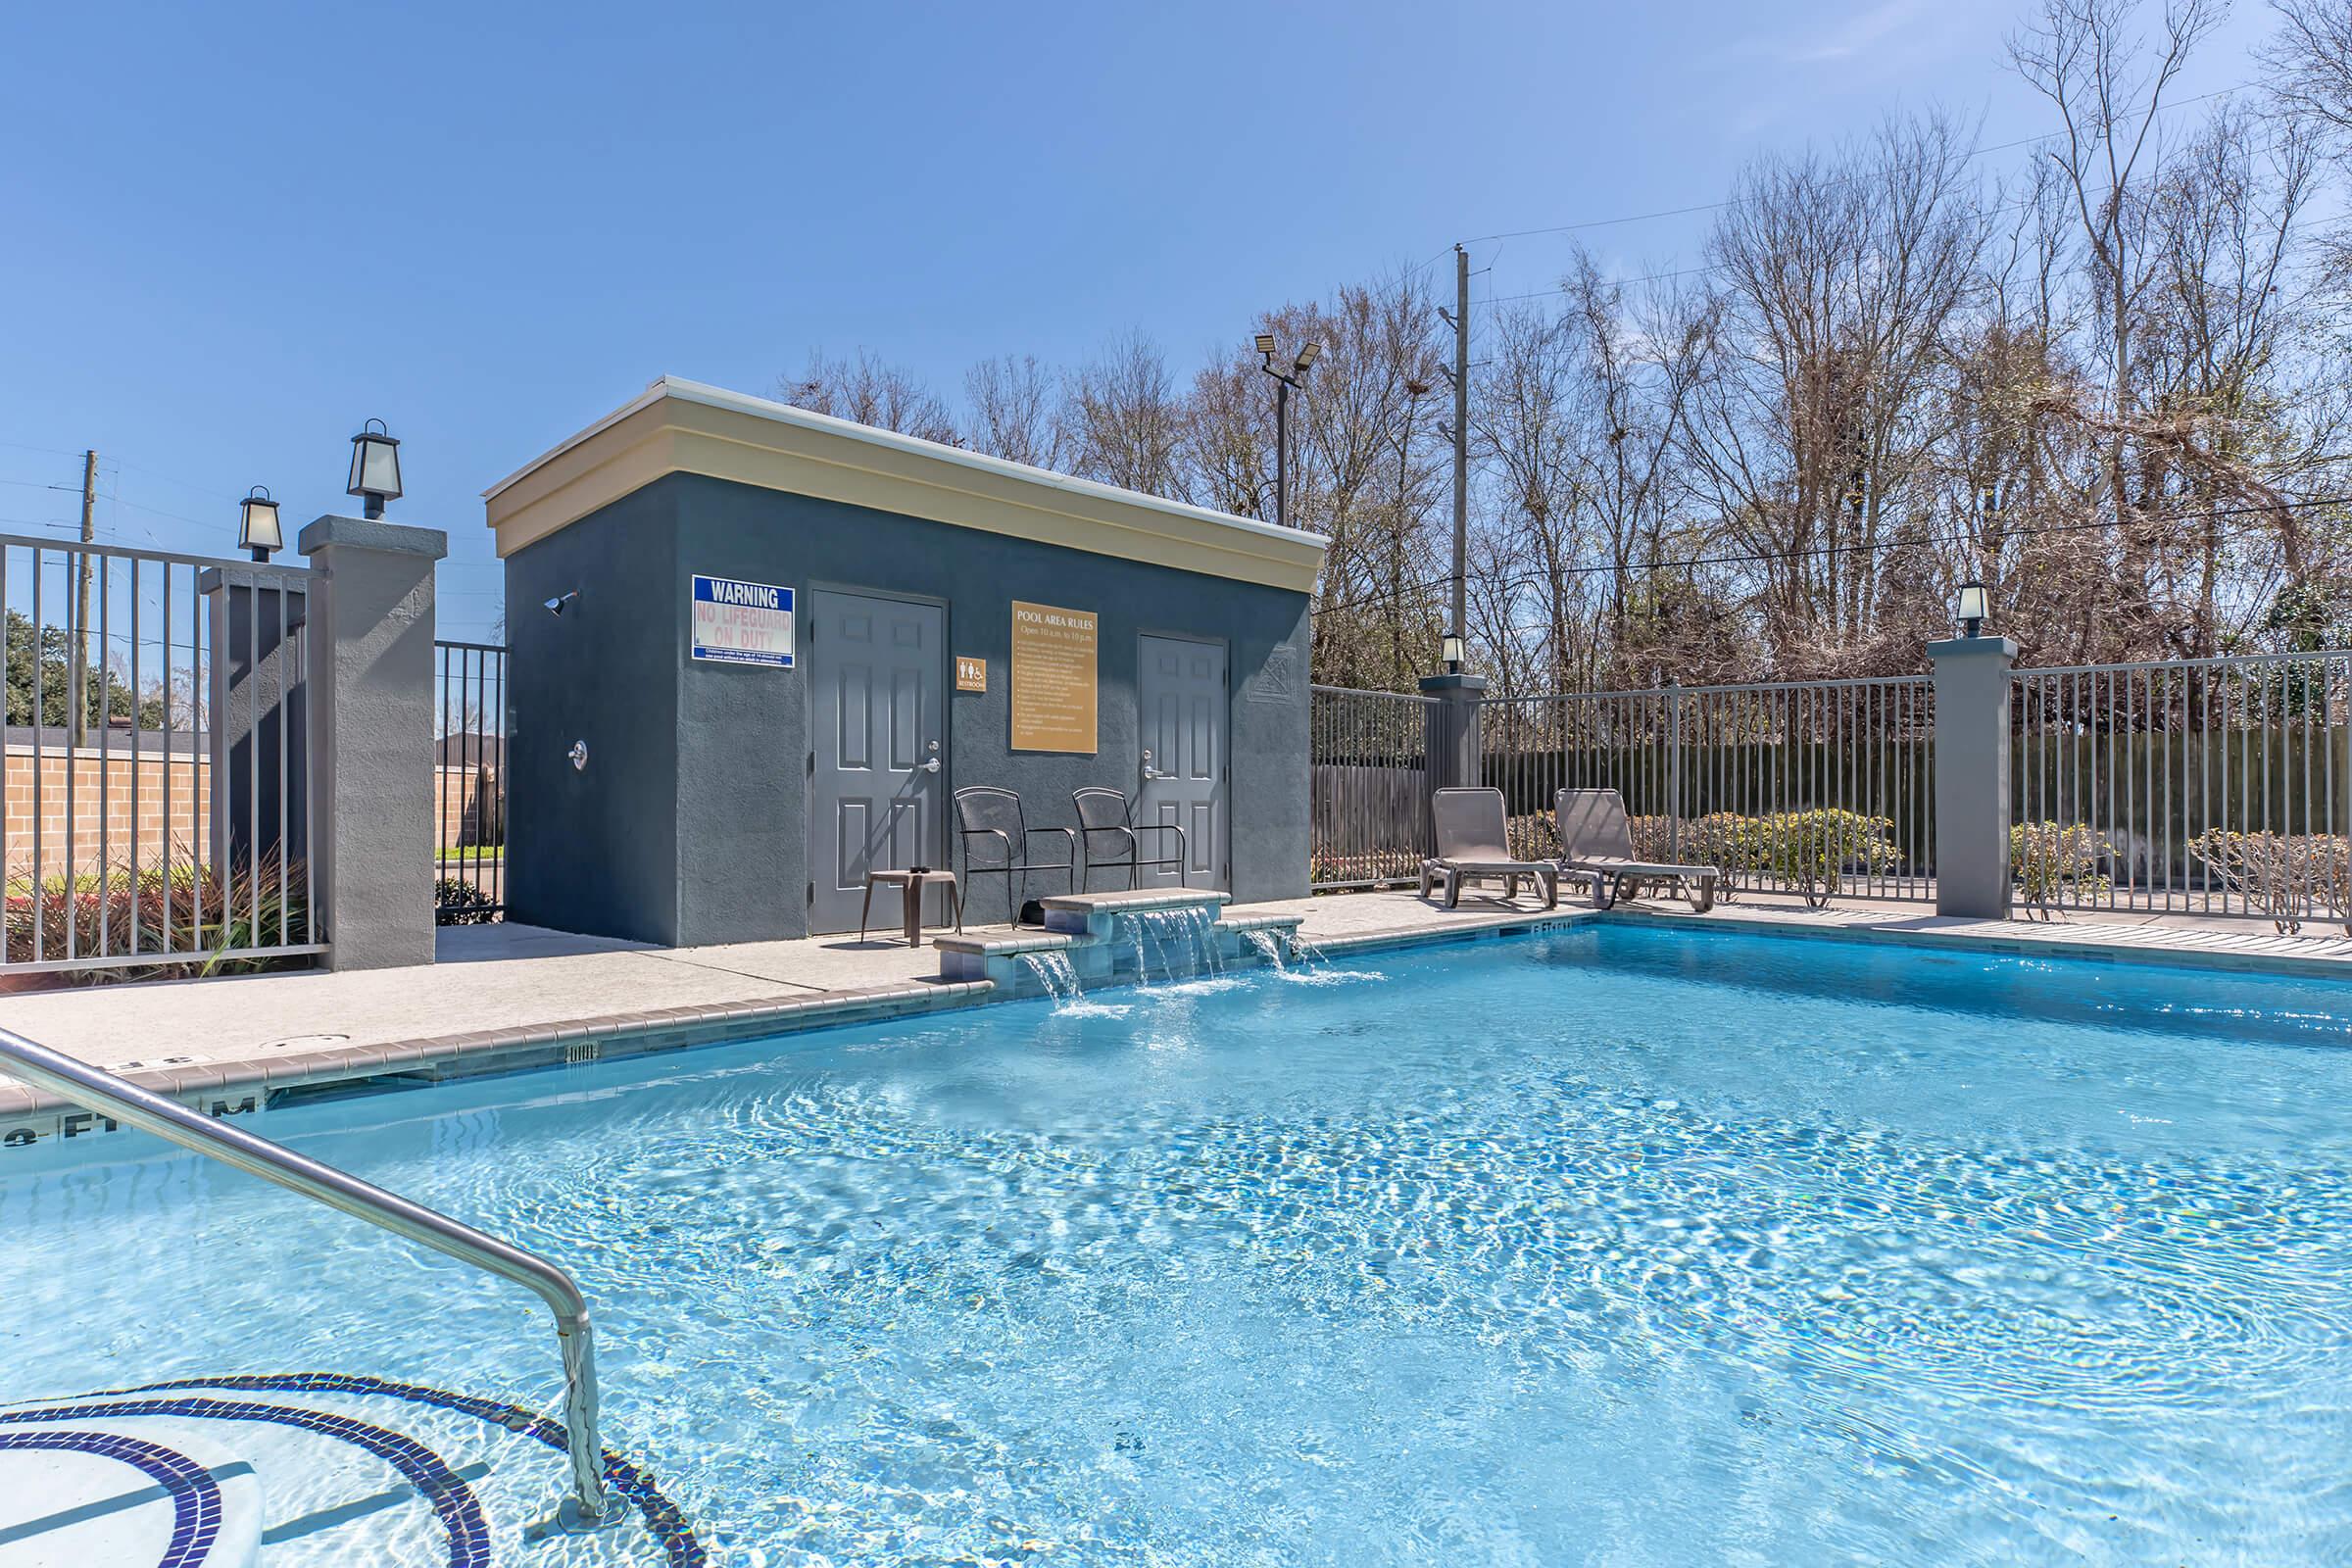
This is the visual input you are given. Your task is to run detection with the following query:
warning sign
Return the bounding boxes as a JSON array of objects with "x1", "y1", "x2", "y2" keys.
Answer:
[{"x1": 690, "y1": 575, "x2": 795, "y2": 668}]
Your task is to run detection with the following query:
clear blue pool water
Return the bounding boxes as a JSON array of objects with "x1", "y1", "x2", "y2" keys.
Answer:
[{"x1": 6, "y1": 924, "x2": 2352, "y2": 1565}]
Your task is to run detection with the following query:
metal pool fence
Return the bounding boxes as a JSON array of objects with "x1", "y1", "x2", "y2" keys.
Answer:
[
  {"x1": 2, "y1": 532, "x2": 321, "y2": 976},
  {"x1": 1479, "y1": 677, "x2": 1937, "y2": 905},
  {"x1": 2011, "y1": 652, "x2": 2352, "y2": 927},
  {"x1": 1309, "y1": 684, "x2": 1438, "y2": 889},
  {"x1": 434, "y1": 640, "x2": 507, "y2": 923}
]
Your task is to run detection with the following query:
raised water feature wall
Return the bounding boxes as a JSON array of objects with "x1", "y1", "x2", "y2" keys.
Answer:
[{"x1": 936, "y1": 889, "x2": 1310, "y2": 999}]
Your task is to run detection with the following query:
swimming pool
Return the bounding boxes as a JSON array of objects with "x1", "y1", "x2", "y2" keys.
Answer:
[{"x1": 5, "y1": 923, "x2": 2351, "y2": 1564}]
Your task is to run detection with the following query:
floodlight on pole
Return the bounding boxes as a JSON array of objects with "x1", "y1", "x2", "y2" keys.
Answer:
[{"x1": 1255, "y1": 331, "x2": 1321, "y2": 530}]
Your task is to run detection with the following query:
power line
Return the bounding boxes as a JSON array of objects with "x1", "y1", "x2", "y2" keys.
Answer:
[{"x1": 1310, "y1": 491, "x2": 2352, "y2": 619}]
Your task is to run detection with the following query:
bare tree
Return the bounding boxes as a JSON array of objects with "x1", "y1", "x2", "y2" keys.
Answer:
[
  {"x1": 1176, "y1": 353, "x2": 1267, "y2": 519},
  {"x1": 2267, "y1": 0, "x2": 2352, "y2": 137},
  {"x1": 963, "y1": 354, "x2": 1063, "y2": 468},
  {"x1": 2008, "y1": 0, "x2": 2226, "y2": 578},
  {"x1": 764, "y1": 10, "x2": 2352, "y2": 694},
  {"x1": 1685, "y1": 113, "x2": 1986, "y2": 664},
  {"x1": 1061, "y1": 332, "x2": 1188, "y2": 497},
  {"x1": 1253, "y1": 277, "x2": 1448, "y2": 686},
  {"x1": 2266, "y1": 0, "x2": 2352, "y2": 285},
  {"x1": 780, "y1": 349, "x2": 960, "y2": 444}
]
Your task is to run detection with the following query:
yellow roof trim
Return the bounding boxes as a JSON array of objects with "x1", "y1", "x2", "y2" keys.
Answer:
[{"x1": 484, "y1": 377, "x2": 1328, "y2": 593}]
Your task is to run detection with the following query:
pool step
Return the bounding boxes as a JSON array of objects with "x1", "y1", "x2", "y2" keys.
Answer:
[
  {"x1": 0, "y1": 1420, "x2": 261, "y2": 1567},
  {"x1": 0, "y1": 1374, "x2": 704, "y2": 1568}
]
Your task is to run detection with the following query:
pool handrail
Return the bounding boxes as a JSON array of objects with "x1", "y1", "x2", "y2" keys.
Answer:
[{"x1": 0, "y1": 1026, "x2": 610, "y2": 1525}]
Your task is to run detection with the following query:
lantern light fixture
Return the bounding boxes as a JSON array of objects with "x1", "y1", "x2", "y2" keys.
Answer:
[
  {"x1": 1956, "y1": 578, "x2": 1988, "y2": 639},
  {"x1": 237, "y1": 486, "x2": 283, "y2": 563},
  {"x1": 1442, "y1": 633, "x2": 1466, "y2": 670},
  {"x1": 346, "y1": 419, "x2": 404, "y2": 518}
]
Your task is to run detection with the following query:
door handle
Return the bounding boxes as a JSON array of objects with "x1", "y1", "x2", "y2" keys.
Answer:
[
  {"x1": 919, "y1": 757, "x2": 941, "y2": 773},
  {"x1": 1141, "y1": 748, "x2": 1168, "y2": 781}
]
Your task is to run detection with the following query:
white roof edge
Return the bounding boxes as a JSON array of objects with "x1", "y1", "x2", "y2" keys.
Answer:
[{"x1": 483, "y1": 374, "x2": 1330, "y2": 556}]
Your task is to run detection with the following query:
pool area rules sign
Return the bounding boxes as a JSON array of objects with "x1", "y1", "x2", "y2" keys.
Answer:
[
  {"x1": 1009, "y1": 601, "x2": 1097, "y2": 752},
  {"x1": 690, "y1": 575, "x2": 795, "y2": 667}
]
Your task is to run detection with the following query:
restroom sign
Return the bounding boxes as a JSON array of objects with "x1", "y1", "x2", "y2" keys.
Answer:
[{"x1": 690, "y1": 574, "x2": 795, "y2": 667}]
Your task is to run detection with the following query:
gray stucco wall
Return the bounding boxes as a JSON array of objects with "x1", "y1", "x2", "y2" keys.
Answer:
[
  {"x1": 506, "y1": 471, "x2": 1312, "y2": 945},
  {"x1": 505, "y1": 485, "x2": 684, "y2": 944}
]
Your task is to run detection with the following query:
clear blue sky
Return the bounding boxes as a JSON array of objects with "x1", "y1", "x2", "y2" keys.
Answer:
[{"x1": 0, "y1": 0, "x2": 2273, "y2": 642}]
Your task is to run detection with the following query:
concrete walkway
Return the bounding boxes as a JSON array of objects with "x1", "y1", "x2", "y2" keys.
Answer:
[{"x1": 4, "y1": 888, "x2": 2350, "y2": 1133}]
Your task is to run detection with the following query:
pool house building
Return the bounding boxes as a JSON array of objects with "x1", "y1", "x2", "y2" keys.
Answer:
[{"x1": 483, "y1": 376, "x2": 1327, "y2": 946}]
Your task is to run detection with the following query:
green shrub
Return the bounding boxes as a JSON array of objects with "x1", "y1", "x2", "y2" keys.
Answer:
[
  {"x1": 435, "y1": 877, "x2": 498, "y2": 926},
  {"x1": 1741, "y1": 809, "x2": 1902, "y2": 906},
  {"x1": 1621, "y1": 808, "x2": 1899, "y2": 906}
]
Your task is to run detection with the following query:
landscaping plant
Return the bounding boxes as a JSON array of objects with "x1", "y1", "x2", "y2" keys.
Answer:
[
  {"x1": 1746, "y1": 809, "x2": 1903, "y2": 907},
  {"x1": 435, "y1": 877, "x2": 498, "y2": 925},
  {"x1": 2188, "y1": 829, "x2": 2352, "y2": 936},
  {"x1": 3, "y1": 856, "x2": 313, "y2": 984},
  {"x1": 2009, "y1": 821, "x2": 2114, "y2": 918}
]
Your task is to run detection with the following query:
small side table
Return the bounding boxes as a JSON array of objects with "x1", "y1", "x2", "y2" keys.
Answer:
[{"x1": 859, "y1": 868, "x2": 963, "y2": 947}]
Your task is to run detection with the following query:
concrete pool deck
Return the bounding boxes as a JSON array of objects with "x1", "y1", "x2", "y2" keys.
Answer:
[{"x1": 5, "y1": 888, "x2": 2351, "y2": 1136}]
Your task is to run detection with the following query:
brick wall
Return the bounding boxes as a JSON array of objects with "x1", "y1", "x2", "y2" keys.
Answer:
[
  {"x1": 3, "y1": 748, "x2": 502, "y2": 879},
  {"x1": 2, "y1": 746, "x2": 213, "y2": 879},
  {"x1": 430, "y1": 764, "x2": 503, "y2": 851}
]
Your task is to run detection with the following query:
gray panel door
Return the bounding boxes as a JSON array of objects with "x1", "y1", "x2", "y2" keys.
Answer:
[
  {"x1": 1137, "y1": 634, "x2": 1227, "y2": 889},
  {"x1": 810, "y1": 589, "x2": 945, "y2": 933}
]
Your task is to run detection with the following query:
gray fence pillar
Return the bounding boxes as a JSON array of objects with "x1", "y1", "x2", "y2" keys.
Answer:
[
  {"x1": 299, "y1": 515, "x2": 447, "y2": 970},
  {"x1": 1419, "y1": 672, "x2": 1486, "y2": 792},
  {"x1": 1929, "y1": 635, "x2": 2018, "y2": 919},
  {"x1": 202, "y1": 571, "x2": 309, "y2": 880}
]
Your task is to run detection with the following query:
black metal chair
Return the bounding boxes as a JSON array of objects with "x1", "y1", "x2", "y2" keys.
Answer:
[
  {"x1": 953, "y1": 786, "x2": 1076, "y2": 927},
  {"x1": 1073, "y1": 786, "x2": 1188, "y2": 891}
]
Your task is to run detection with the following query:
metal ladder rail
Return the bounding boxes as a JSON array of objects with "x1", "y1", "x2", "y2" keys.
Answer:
[{"x1": 0, "y1": 1027, "x2": 609, "y2": 1525}]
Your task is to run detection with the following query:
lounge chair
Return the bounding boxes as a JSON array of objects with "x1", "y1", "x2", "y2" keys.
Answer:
[
  {"x1": 1419, "y1": 787, "x2": 1558, "y2": 910},
  {"x1": 1552, "y1": 788, "x2": 1717, "y2": 912}
]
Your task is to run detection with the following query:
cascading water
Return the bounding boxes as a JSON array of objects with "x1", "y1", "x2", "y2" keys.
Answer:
[
  {"x1": 1290, "y1": 934, "x2": 1329, "y2": 964},
  {"x1": 1243, "y1": 928, "x2": 1290, "y2": 972},
  {"x1": 1242, "y1": 926, "x2": 1371, "y2": 986},
  {"x1": 1119, "y1": 906, "x2": 1225, "y2": 987},
  {"x1": 1015, "y1": 950, "x2": 1081, "y2": 1001}
]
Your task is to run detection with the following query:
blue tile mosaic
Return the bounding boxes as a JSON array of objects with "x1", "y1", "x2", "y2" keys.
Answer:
[
  {"x1": 0, "y1": 1427, "x2": 222, "y2": 1568},
  {"x1": 0, "y1": 1396, "x2": 488, "y2": 1568},
  {"x1": 60, "y1": 1372, "x2": 707, "y2": 1567}
]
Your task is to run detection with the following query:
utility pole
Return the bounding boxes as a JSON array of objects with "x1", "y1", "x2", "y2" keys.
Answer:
[
  {"x1": 70, "y1": 449, "x2": 96, "y2": 748},
  {"x1": 1449, "y1": 244, "x2": 1469, "y2": 670}
]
